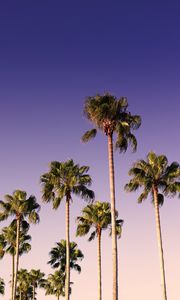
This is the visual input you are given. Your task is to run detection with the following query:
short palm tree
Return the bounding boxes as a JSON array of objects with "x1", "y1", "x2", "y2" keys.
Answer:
[
  {"x1": 44, "y1": 271, "x2": 66, "y2": 300},
  {"x1": 0, "y1": 190, "x2": 40, "y2": 300},
  {"x1": 76, "y1": 201, "x2": 123, "y2": 300},
  {"x1": 29, "y1": 269, "x2": 46, "y2": 300},
  {"x1": 0, "y1": 277, "x2": 5, "y2": 295},
  {"x1": 16, "y1": 268, "x2": 32, "y2": 300},
  {"x1": 48, "y1": 240, "x2": 84, "y2": 274},
  {"x1": 40, "y1": 159, "x2": 94, "y2": 300},
  {"x1": 0, "y1": 222, "x2": 31, "y2": 300},
  {"x1": 82, "y1": 93, "x2": 141, "y2": 300},
  {"x1": 125, "y1": 152, "x2": 180, "y2": 300}
]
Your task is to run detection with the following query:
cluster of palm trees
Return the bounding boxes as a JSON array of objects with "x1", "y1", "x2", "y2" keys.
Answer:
[{"x1": 0, "y1": 93, "x2": 180, "y2": 300}]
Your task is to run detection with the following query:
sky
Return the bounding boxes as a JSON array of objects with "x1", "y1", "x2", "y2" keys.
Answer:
[{"x1": 0, "y1": 1, "x2": 180, "y2": 299}]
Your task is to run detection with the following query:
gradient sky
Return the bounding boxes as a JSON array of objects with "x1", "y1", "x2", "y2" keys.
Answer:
[{"x1": 0, "y1": 1, "x2": 180, "y2": 299}]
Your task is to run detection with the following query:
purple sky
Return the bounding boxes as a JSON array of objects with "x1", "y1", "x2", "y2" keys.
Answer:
[{"x1": 0, "y1": 1, "x2": 180, "y2": 299}]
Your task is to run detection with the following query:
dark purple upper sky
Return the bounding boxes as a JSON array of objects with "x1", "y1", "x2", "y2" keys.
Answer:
[{"x1": 1, "y1": 1, "x2": 179, "y2": 152}]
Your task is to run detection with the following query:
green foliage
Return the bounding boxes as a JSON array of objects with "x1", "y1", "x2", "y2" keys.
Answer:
[
  {"x1": 16, "y1": 269, "x2": 33, "y2": 299},
  {"x1": 40, "y1": 159, "x2": 95, "y2": 208},
  {"x1": 0, "y1": 190, "x2": 40, "y2": 224},
  {"x1": 125, "y1": 151, "x2": 180, "y2": 205},
  {"x1": 16, "y1": 268, "x2": 45, "y2": 299},
  {"x1": 76, "y1": 201, "x2": 123, "y2": 240},
  {"x1": 0, "y1": 222, "x2": 31, "y2": 258},
  {"x1": 82, "y1": 93, "x2": 141, "y2": 152},
  {"x1": 44, "y1": 270, "x2": 67, "y2": 298},
  {"x1": 48, "y1": 240, "x2": 84, "y2": 273}
]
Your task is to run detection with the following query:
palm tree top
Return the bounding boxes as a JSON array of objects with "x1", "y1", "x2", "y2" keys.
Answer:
[
  {"x1": 76, "y1": 201, "x2": 123, "y2": 241},
  {"x1": 45, "y1": 270, "x2": 66, "y2": 298},
  {"x1": 48, "y1": 239, "x2": 84, "y2": 273},
  {"x1": 41, "y1": 159, "x2": 95, "y2": 209},
  {"x1": 125, "y1": 151, "x2": 180, "y2": 204},
  {"x1": 82, "y1": 93, "x2": 141, "y2": 152},
  {"x1": 0, "y1": 189, "x2": 40, "y2": 223}
]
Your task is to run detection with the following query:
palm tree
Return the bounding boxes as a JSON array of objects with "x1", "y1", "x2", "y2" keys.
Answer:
[
  {"x1": 48, "y1": 240, "x2": 84, "y2": 274},
  {"x1": 125, "y1": 151, "x2": 180, "y2": 300},
  {"x1": 40, "y1": 159, "x2": 94, "y2": 300},
  {"x1": 0, "y1": 277, "x2": 5, "y2": 295},
  {"x1": 82, "y1": 93, "x2": 141, "y2": 300},
  {"x1": 44, "y1": 271, "x2": 66, "y2": 300},
  {"x1": 29, "y1": 269, "x2": 46, "y2": 300},
  {"x1": 0, "y1": 222, "x2": 31, "y2": 299},
  {"x1": 16, "y1": 268, "x2": 32, "y2": 300},
  {"x1": 0, "y1": 190, "x2": 40, "y2": 300},
  {"x1": 76, "y1": 201, "x2": 123, "y2": 300}
]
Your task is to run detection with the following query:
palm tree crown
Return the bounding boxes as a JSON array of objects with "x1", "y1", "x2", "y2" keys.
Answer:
[
  {"x1": 0, "y1": 190, "x2": 40, "y2": 224},
  {"x1": 41, "y1": 159, "x2": 95, "y2": 207},
  {"x1": 82, "y1": 93, "x2": 141, "y2": 152},
  {"x1": 48, "y1": 240, "x2": 84, "y2": 273},
  {"x1": 125, "y1": 151, "x2": 180, "y2": 203},
  {"x1": 76, "y1": 201, "x2": 123, "y2": 240},
  {"x1": 45, "y1": 270, "x2": 66, "y2": 299}
]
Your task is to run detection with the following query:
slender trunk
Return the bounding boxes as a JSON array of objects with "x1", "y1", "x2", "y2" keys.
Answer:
[
  {"x1": 57, "y1": 294, "x2": 60, "y2": 300},
  {"x1": 11, "y1": 254, "x2": 15, "y2": 300},
  {"x1": 153, "y1": 186, "x2": 167, "y2": 300},
  {"x1": 13, "y1": 217, "x2": 20, "y2": 300},
  {"x1": 19, "y1": 290, "x2": 22, "y2": 300},
  {"x1": 107, "y1": 133, "x2": 118, "y2": 300},
  {"x1": 98, "y1": 228, "x2": 102, "y2": 300},
  {"x1": 33, "y1": 284, "x2": 35, "y2": 300},
  {"x1": 65, "y1": 197, "x2": 70, "y2": 300}
]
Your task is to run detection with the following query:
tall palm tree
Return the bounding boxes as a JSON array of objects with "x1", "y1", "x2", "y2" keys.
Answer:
[
  {"x1": 0, "y1": 222, "x2": 31, "y2": 299},
  {"x1": 76, "y1": 201, "x2": 123, "y2": 300},
  {"x1": 0, "y1": 277, "x2": 5, "y2": 295},
  {"x1": 125, "y1": 152, "x2": 180, "y2": 300},
  {"x1": 29, "y1": 269, "x2": 46, "y2": 300},
  {"x1": 82, "y1": 93, "x2": 141, "y2": 300},
  {"x1": 0, "y1": 190, "x2": 40, "y2": 300},
  {"x1": 44, "y1": 271, "x2": 66, "y2": 300},
  {"x1": 48, "y1": 240, "x2": 84, "y2": 274},
  {"x1": 40, "y1": 159, "x2": 94, "y2": 300}
]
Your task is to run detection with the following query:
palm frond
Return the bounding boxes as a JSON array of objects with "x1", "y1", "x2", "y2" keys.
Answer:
[{"x1": 81, "y1": 129, "x2": 97, "y2": 143}]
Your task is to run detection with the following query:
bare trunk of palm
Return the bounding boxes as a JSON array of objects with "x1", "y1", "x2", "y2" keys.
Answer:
[
  {"x1": 108, "y1": 133, "x2": 118, "y2": 300},
  {"x1": 11, "y1": 254, "x2": 15, "y2": 300},
  {"x1": 98, "y1": 228, "x2": 102, "y2": 300},
  {"x1": 153, "y1": 186, "x2": 167, "y2": 300},
  {"x1": 33, "y1": 284, "x2": 35, "y2": 300},
  {"x1": 13, "y1": 217, "x2": 20, "y2": 300},
  {"x1": 65, "y1": 197, "x2": 70, "y2": 300}
]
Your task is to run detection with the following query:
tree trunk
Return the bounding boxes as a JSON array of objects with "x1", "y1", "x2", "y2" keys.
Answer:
[
  {"x1": 57, "y1": 294, "x2": 60, "y2": 300},
  {"x1": 33, "y1": 284, "x2": 35, "y2": 300},
  {"x1": 13, "y1": 217, "x2": 20, "y2": 300},
  {"x1": 11, "y1": 254, "x2": 15, "y2": 300},
  {"x1": 98, "y1": 228, "x2": 102, "y2": 300},
  {"x1": 19, "y1": 290, "x2": 22, "y2": 300},
  {"x1": 153, "y1": 186, "x2": 167, "y2": 300},
  {"x1": 65, "y1": 197, "x2": 70, "y2": 300},
  {"x1": 107, "y1": 133, "x2": 118, "y2": 300}
]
